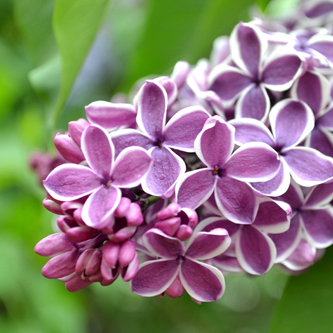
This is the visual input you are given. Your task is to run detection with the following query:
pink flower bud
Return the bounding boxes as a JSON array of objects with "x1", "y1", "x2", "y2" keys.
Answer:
[
  {"x1": 102, "y1": 241, "x2": 120, "y2": 269},
  {"x1": 171, "y1": 61, "x2": 190, "y2": 90},
  {"x1": 66, "y1": 226, "x2": 99, "y2": 243},
  {"x1": 165, "y1": 275, "x2": 184, "y2": 298},
  {"x1": 155, "y1": 217, "x2": 181, "y2": 237},
  {"x1": 121, "y1": 253, "x2": 139, "y2": 281},
  {"x1": 126, "y1": 203, "x2": 143, "y2": 226},
  {"x1": 35, "y1": 233, "x2": 75, "y2": 257},
  {"x1": 54, "y1": 133, "x2": 85, "y2": 163},
  {"x1": 157, "y1": 202, "x2": 180, "y2": 221},
  {"x1": 100, "y1": 259, "x2": 119, "y2": 282},
  {"x1": 115, "y1": 197, "x2": 131, "y2": 218},
  {"x1": 176, "y1": 224, "x2": 193, "y2": 241},
  {"x1": 60, "y1": 201, "x2": 83, "y2": 216},
  {"x1": 42, "y1": 250, "x2": 77, "y2": 279},
  {"x1": 118, "y1": 240, "x2": 136, "y2": 267},
  {"x1": 180, "y1": 208, "x2": 198, "y2": 229},
  {"x1": 43, "y1": 198, "x2": 63, "y2": 215},
  {"x1": 65, "y1": 273, "x2": 92, "y2": 292},
  {"x1": 68, "y1": 118, "x2": 89, "y2": 147},
  {"x1": 108, "y1": 226, "x2": 136, "y2": 243}
]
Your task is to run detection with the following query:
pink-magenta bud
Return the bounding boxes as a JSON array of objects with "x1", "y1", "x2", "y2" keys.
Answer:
[
  {"x1": 157, "y1": 202, "x2": 180, "y2": 221},
  {"x1": 35, "y1": 233, "x2": 75, "y2": 257},
  {"x1": 73, "y1": 207, "x2": 86, "y2": 227},
  {"x1": 118, "y1": 240, "x2": 136, "y2": 267},
  {"x1": 75, "y1": 248, "x2": 101, "y2": 278},
  {"x1": 115, "y1": 197, "x2": 131, "y2": 218},
  {"x1": 176, "y1": 224, "x2": 193, "y2": 241},
  {"x1": 66, "y1": 226, "x2": 98, "y2": 243},
  {"x1": 43, "y1": 198, "x2": 63, "y2": 215},
  {"x1": 100, "y1": 259, "x2": 119, "y2": 282},
  {"x1": 153, "y1": 76, "x2": 178, "y2": 104},
  {"x1": 155, "y1": 217, "x2": 181, "y2": 237},
  {"x1": 41, "y1": 250, "x2": 77, "y2": 279},
  {"x1": 60, "y1": 201, "x2": 83, "y2": 216},
  {"x1": 121, "y1": 253, "x2": 139, "y2": 281},
  {"x1": 181, "y1": 208, "x2": 198, "y2": 229},
  {"x1": 165, "y1": 275, "x2": 184, "y2": 298},
  {"x1": 57, "y1": 216, "x2": 77, "y2": 233},
  {"x1": 54, "y1": 133, "x2": 85, "y2": 164},
  {"x1": 68, "y1": 118, "x2": 89, "y2": 147},
  {"x1": 102, "y1": 241, "x2": 120, "y2": 269},
  {"x1": 65, "y1": 273, "x2": 92, "y2": 292},
  {"x1": 108, "y1": 226, "x2": 136, "y2": 243},
  {"x1": 126, "y1": 203, "x2": 144, "y2": 226}
]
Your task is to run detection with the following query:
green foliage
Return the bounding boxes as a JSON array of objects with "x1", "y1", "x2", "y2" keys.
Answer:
[{"x1": 269, "y1": 246, "x2": 333, "y2": 333}]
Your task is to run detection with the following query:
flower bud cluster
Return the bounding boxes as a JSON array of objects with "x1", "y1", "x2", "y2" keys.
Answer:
[{"x1": 34, "y1": 0, "x2": 333, "y2": 302}]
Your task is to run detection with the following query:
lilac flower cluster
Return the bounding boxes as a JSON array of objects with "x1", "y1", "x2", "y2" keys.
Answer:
[{"x1": 35, "y1": 0, "x2": 333, "y2": 302}]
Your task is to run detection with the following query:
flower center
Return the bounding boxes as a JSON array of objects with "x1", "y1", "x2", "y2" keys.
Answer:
[{"x1": 106, "y1": 180, "x2": 113, "y2": 188}]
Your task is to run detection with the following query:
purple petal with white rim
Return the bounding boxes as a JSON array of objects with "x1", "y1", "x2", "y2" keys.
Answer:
[
  {"x1": 252, "y1": 199, "x2": 291, "y2": 234},
  {"x1": 310, "y1": 36, "x2": 333, "y2": 63},
  {"x1": 186, "y1": 229, "x2": 231, "y2": 260},
  {"x1": 230, "y1": 22, "x2": 263, "y2": 77},
  {"x1": 317, "y1": 107, "x2": 333, "y2": 130},
  {"x1": 304, "y1": 181, "x2": 333, "y2": 207},
  {"x1": 143, "y1": 228, "x2": 184, "y2": 259},
  {"x1": 229, "y1": 118, "x2": 275, "y2": 146},
  {"x1": 85, "y1": 101, "x2": 136, "y2": 129},
  {"x1": 270, "y1": 214, "x2": 302, "y2": 263},
  {"x1": 44, "y1": 164, "x2": 102, "y2": 201},
  {"x1": 180, "y1": 259, "x2": 225, "y2": 302},
  {"x1": 164, "y1": 106, "x2": 210, "y2": 152},
  {"x1": 208, "y1": 254, "x2": 243, "y2": 273},
  {"x1": 235, "y1": 84, "x2": 270, "y2": 121},
  {"x1": 276, "y1": 178, "x2": 304, "y2": 210},
  {"x1": 111, "y1": 147, "x2": 152, "y2": 188},
  {"x1": 136, "y1": 81, "x2": 167, "y2": 139},
  {"x1": 262, "y1": 49, "x2": 303, "y2": 91},
  {"x1": 270, "y1": 99, "x2": 314, "y2": 149},
  {"x1": 81, "y1": 125, "x2": 113, "y2": 178},
  {"x1": 131, "y1": 259, "x2": 180, "y2": 297},
  {"x1": 225, "y1": 142, "x2": 280, "y2": 182},
  {"x1": 195, "y1": 116, "x2": 234, "y2": 168},
  {"x1": 215, "y1": 176, "x2": 258, "y2": 224},
  {"x1": 309, "y1": 127, "x2": 333, "y2": 158},
  {"x1": 301, "y1": 207, "x2": 333, "y2": 248},
  {"x1": 110, "y1": 129, "x2": 153, "y2": 157},
  {"x1": 176, "y1": 169, "x2": 216, "y2": 209},
  {"x1": 153, "y1": 76, "x2": 178, "y2": 105},
  {"x1": 291, "y1": 71, "x2": 330, "y2": 116},
  {"x1": 82, "y1": 186, "x2": 121, "y2": 229},
  {"x1": 142, "y1": 147, "x2": 185, "y2": 198},
  {"x1": 283, "y1": 147, "x2": 333, "y2": 186},
  {"x1": 250, "y1": 160, "x2": 290, "y2": 197},
  {"x1": 236, "y1": 225, "x2": 276, "y2": 275},
  {"x1": 208, "y1": 66, "x2": 252, "y2": 103}
]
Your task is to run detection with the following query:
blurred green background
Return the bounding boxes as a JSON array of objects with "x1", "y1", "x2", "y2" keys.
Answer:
[{"x1": 1, "y1": 0, "x2": 333, "y2": 332}]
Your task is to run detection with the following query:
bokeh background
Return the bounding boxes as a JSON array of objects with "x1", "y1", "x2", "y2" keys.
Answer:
[{"x1": 1, "y1": 0, "x2": 333, "y2": 332}]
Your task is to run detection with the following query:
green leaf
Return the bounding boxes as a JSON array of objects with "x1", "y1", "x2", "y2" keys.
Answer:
[
  {"x1": 123, "y1": 0, "x2": 260, "y2": 90},
  {"x1": 51, "y1": 0, "x2": 110, "y2": 131},
  {"x1": 13, "y1": 0, "x2": 56, "y2": 64},
  {"x1": 269, "y1": 246, "x2": 333, "y2": 332}
]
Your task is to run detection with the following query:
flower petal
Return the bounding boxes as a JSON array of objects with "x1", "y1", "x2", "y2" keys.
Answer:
[
  {"x1": 81, "y1": 124, "x2": 114, "y2": 178},
  {"x1": 195, "y1": 116, "x2": 234, "y2": 168},
  {"x1": 236, "y1": 225, "x2": 276, "y2": 275},
  {"x1": 229, "y1": 118, "x2": 275, "y2": 146},
  {"x1": 290, "y1": 71, "x2": 330, "y2": 116},
  {"x1": 269, "y1": 214, "x2": 302, "y2": 263},
  {"x1": 180, "y1": 259, "x2": 225, "y2": 302},
  {"x1": 82, "y1": 186, "x2": 121, "y2": 229},
  {"x1": 176, "y1": 169, "x2": 216, "y2": 209},
  {"x1": 208, "y1": 65, "x2": 252, "y2": 104},
  {"x1": 262, "y1": 49, "x2": 303, "y2": 91},
  {"x1": 270, "y1": 99, "x2": 314, "y2": 149},
  {"x1": 309, "y1": 127, "x2": 333, "y2": 158},
  {"x1": 186, "y1": 229, "x2": 231, "y2": 260},
  {"x1": 136, "y1": 81, "x2": 167, "y2": 139},
  {"x1": 44, "y1": 164, "x2": 102, "y2": 201},
  {"x1": 163, "y1": 106, "x2": 210, "y2": 152},
  {"x1": 301, "y1": 207, "x2": 333, "y2": 248},
  {"x1": 225, "y1": 142, "x2": 280, "y2": 182},
  {"x1": 304, "y1": 181, "x2": 333, "y2": 207},
  {"x1": 111, "y1": 147, "x2": 152, "y2": 188},
  {"x1": 143, "y1": 228, "x2": 184, "y2": 258},
  {"x1": 85, "y1": 101, "x2": 136, "y2": 129},
  {"x1": 110, "y1": 129, "x2": 153, "y2": 157},
  {"x1": 142, "y1": 147, "x2": 185, "y2": 198},
  {"x1": 215, "y1": 177, "x2": 258, "y2": 224},
  {"x1": 283, "y1": 147, "x2": 333, "y2": 186},
  {"x1": 131, "y1": 259, "x2": 180, "y2": 297},
  {"x1": 235, "y1": 84, "x2": 270, "y2": 121},
  {"x1": 252, "y1": 199, "x2": 291, "y2": 234}
]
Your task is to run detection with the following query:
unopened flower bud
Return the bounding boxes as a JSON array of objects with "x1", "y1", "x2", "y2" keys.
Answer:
[
  {"x1": 155, "y1": 217, "x2": 181, "y2": 236},
  {"x1": 54, "y1": 133, "x2": 85, "y2": 163},
  {"x1": 68, "y1": 118, "x2": 89, "y2": 147},
  {"x1": 118, "y1": 240, "x2": 136, "y2": 267}
]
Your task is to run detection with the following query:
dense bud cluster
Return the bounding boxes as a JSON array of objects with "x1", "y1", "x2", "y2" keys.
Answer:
[{"x1": 35, "y1": 0, "x2": 333, "y2": 302}]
